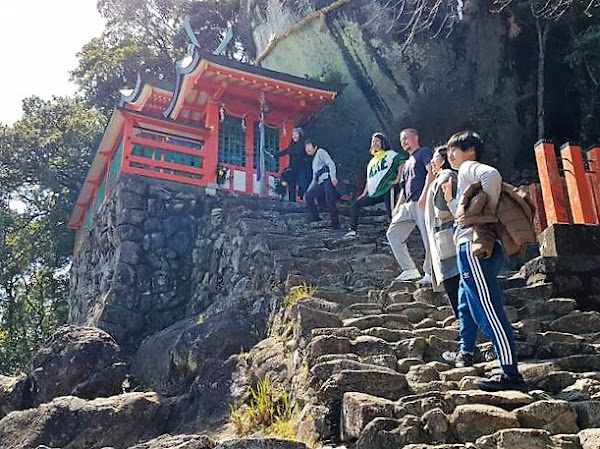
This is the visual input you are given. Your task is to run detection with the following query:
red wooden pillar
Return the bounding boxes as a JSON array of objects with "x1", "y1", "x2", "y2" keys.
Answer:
[
  {"x1": 204, "y1": 102, "x2": 220, "y2": 184},
  {"x1": 528, "y1": 183, "x2": 547, "y2": 234},
  {"x1": 560, "y1": 143, "x2": 596, "y2": 224},
  {"x1": 586, "y1": 173, "x2": 600, "y2": 223},
  {"x1": 121, "y1": 114, "x2": 134, "y2": 174},
  {"x1": 535, "y1": 140, "x2": 570, "y2": 225},
  {"x1": 587, "y1": 146, "x2": 600, "y2": 223},
  {"x1": 245, "y1": 118, "x2": 255, "y2": 194}
]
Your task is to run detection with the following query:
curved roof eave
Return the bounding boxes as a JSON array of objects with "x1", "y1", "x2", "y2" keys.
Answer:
[
  {"x1": 164, "y1": 48, "x2": 204, "y2": 119},
  {"x1": 165, "y1": 48, "x2": 346, "y2": 120}
]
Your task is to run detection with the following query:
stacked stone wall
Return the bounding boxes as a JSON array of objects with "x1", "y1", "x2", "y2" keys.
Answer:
[{"x1": 69, "y1": 175, "x2": 298, "y2": 352}]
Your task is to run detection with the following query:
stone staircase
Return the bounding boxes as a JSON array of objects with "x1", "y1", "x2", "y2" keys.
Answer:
[{"x1": 236, "y1": 207, "x2": 600, "y2": 449}]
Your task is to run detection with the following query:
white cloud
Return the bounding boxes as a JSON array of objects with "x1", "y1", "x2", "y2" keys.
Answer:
[{"x1": 0, "y1": 1, "x2": 105, "y2": 125}]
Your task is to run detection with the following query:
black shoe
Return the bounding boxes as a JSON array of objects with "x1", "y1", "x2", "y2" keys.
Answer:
[
  {"x1": 442, "y1": 350, "x2": 475, "y2": 368},
  {"x1": 307, "y1": 216, "x2": 322, "y2": 224},
  {"x1": 478, "y1": 373, "x2": 525, "y2": 392}
]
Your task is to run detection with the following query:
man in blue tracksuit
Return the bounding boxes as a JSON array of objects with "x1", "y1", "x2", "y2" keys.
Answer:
[{"x1": 442, "y1": 130, "x2": 524, "y2": 392}]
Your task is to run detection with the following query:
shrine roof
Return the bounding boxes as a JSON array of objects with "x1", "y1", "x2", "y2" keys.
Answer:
[{"x1": 165, "y1": 49, "x2": 345, "y2": 119}]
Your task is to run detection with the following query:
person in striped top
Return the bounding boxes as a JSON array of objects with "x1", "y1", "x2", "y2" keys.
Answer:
[{"x1": 344, "y1": 132, "x2": 405, "y2": 238}]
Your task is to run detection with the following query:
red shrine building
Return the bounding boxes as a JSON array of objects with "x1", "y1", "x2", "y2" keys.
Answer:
[{"x1": 69, "y1": 49, "x2": 342, "y2": 251}]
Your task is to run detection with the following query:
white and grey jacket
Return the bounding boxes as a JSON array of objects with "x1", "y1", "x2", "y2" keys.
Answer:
[{"x1": 308, "y1": 148, "x2": 337, "y2": 191}]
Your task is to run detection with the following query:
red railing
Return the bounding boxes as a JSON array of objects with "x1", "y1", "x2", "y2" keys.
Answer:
[{"x1": 122, "y1": 135, "x2": 210, "y2": 186}]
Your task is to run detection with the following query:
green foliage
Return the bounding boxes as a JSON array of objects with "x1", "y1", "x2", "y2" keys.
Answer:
[
  {"x1": 71, "y1": 36, "x2": 174, "y2": 114},
  {"x1": 72, "y1": 0, "x2": 249, "y2": 112},
  {"x1": 230, "y1": 376, "x2": 299, "y2": 439},
  {"x1": 564, "y1": 23, "x2": 600, "y2": 141},
  {"x1": 0, "y1": 96, "x2": 105, "y2": 374},
  {"x1": 284, "y1": 283, "x2": 318, "y2": 308}
]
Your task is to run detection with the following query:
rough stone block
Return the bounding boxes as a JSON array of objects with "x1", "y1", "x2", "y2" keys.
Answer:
[
  {"x1": 579, "y1": 428, "x2": 600, "y2": 449},
  {"x1": 574, "y1": 400, "x2": 600, "y2": 428},
  {"x1": 318, "y1": 369, "x2": 408, "y2": 401},
  {"x1": 450, "y1": 404, "x2": 519, "y2": 442},
  {"x1": 539, "y1": 224, "x2": 600, "y2": 260},
  {"x1": 514, "y1": 400, "x2": 579, "y2": 434},
  {"x1": 476, "y1": 428, "x2": 553, "y2": 449},
  {"x1": 341, "y1": 392, "x2": 396, "y2": 441}
]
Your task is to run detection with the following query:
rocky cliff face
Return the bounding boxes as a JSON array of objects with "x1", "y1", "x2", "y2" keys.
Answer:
[
  {"x1": 246, "y1": 0, "x2": 524, "y2": 174},
  {"x1": 69, "y1": 175, "x2": 286, "y2": 353}
]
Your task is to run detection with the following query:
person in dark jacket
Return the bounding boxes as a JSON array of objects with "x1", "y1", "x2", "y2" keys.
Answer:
[{"x1": 279, "y1": 127, "x2": 313, "y2": 202}]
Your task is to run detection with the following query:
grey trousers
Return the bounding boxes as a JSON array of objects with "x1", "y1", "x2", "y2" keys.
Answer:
[{"x1": 386, "y1": 200, "x2": 431, "y2": 275}]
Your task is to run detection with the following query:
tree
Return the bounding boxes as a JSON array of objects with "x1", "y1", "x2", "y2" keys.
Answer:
[
  {"x1": 565, "y1": 22, "x2": 600, "y2": 141},
  {"x1": 0, "y1": 96, "x2": 105, "y2": 374},
  {"x1": 72, "y1": 0, "x2": 245, "y2": 112}
]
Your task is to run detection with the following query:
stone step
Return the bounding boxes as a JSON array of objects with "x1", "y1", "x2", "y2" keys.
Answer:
[
  {"x1": 318, "y1": 369, "x2": 409, "y2": 402},
  {"x1": 307, "y1": 334, "x2": 397, "y2": 366},
  {"x1": 343, "y1": 314, "x2": 412, "y2": 330},
  {"x1": 343, "y1": 303, "x2": 384, "y2": 318},
  {"x1": 316, "y1": 287, "x2": 371, "y2": 307},
  {"x1": 504, "y1": 283, "x2": 554, "y2": 308}
]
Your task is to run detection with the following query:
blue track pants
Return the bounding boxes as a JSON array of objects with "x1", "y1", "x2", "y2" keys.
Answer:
[{"x1": 457, "y1": 241, "x2": 519, "y2": 377}]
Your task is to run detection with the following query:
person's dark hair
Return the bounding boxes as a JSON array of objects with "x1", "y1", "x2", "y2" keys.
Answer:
[
  {"x1": 304, "y1": 138, "x2": 315, "y2": 147},
  {"x1": 372, "y1": 132, "x2": 390, "y2": 151},
  {"x1": 447, "y1": 130, "x2": 484, "y2": 161},
  {"x1": 433, "y1": 145, "x2": 452, "y2": 170}
]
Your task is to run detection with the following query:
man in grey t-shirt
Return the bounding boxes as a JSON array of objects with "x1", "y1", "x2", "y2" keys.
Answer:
[{"x1": 386, "y1": 128, "x2": 433, "y2": 284}]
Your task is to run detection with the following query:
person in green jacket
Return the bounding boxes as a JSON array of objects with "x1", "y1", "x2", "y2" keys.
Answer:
[{"x1": 344, "y1": 132, "x2": 404, "y2": 237}]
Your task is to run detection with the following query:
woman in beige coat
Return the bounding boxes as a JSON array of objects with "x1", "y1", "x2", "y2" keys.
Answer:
[{"x1": 424, "y1": 146, "x2": 459, "y2": 317}]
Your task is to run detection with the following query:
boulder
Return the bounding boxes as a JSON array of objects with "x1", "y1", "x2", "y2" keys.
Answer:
[
  {"x1": 550, "y1": 434, "x2": 582, "y2": 449},
  {"x1": 573, "y1": 400, "x2": 600, "y2": 428},
  {"x1": 214, "y1": 440, "x2": 307, "y2": 449},
  {"x1": 127, "y1": 434, "x2": 217, "y2": 449},
  {"x1": 0, "y1": 393, "x2": 163, "y2": 449},
  {"x1": 27, "y1": 325, "x2": 125, "y2": 406},
  {"x1": 311, "y1": 359, "x2": 396, "y2": 382},
  {"x1": 446, "y1": 390, "x2": 534, "y2": 410},
  {"x1": 514, "y1": 400, "x2": 579, "y2": 434},
  {"x1": 295, "y1": 404, "x2": 333, "y2": 443},
  {"x1": 0, "y1": 374, "x2": 27, "y2": 418},
  {"x1": 406, "y1": 365, "x2": 440, "y2": 384},
  {"x1": 476, "y1": 428, "x2": 554, "y2": 449},
  {"x1": 318, "y1": 369, "x2": 408, "y2": 401},
  {"x1": 341, "y1": 392, "x2": 396, "y2": 441},
  {"x1": 450, "y1": 404, "x2": 519, "y2": 442},
  {"x1": 550, "y1": 312, "x2": 600, "y2": 334},
  {"x1": 244, "y1": 338, "x2": 289, "y2": 385},
  {"x1": 132, "y1": 312, "x2": 257, "y2": 395},
  {"x1": 579, "y1": 428, "x2": 600, "y2": 449},
  {"x1": 307, "y1": 336, "x2": 352, "y2": 366},
  {"x1": 355, "y1": 416, "x2": 425, "y2": 449},
  {"x1": 351, "y1": 335, "x2": 395, "y2": 358},
  {"x1": 421, "y1": 408, "x2": 450, "y2": 443}
]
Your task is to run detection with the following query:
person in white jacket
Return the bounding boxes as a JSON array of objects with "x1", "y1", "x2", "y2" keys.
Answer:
[
  {"x1": 304, "y1": 139, "x2": 340, "y2": 229},
  {"x1": 424, "y1": 146, "x2": 459, "y2": 317}
]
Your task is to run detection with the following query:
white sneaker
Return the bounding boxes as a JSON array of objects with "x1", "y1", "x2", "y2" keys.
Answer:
[
  {"x1": 344, "y1": 229, "x2": 357, "y2": 238},
  {"x1": 394, "y1": 268, "x2": 421, "y2": 282},
  {"x1": 416, "y1": 273, "x2": 432, "y2": 286}
]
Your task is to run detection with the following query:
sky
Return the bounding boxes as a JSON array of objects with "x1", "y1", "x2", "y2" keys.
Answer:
[{"x1": 0, "y1": 1, "x2": 106, "y2": 125}]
